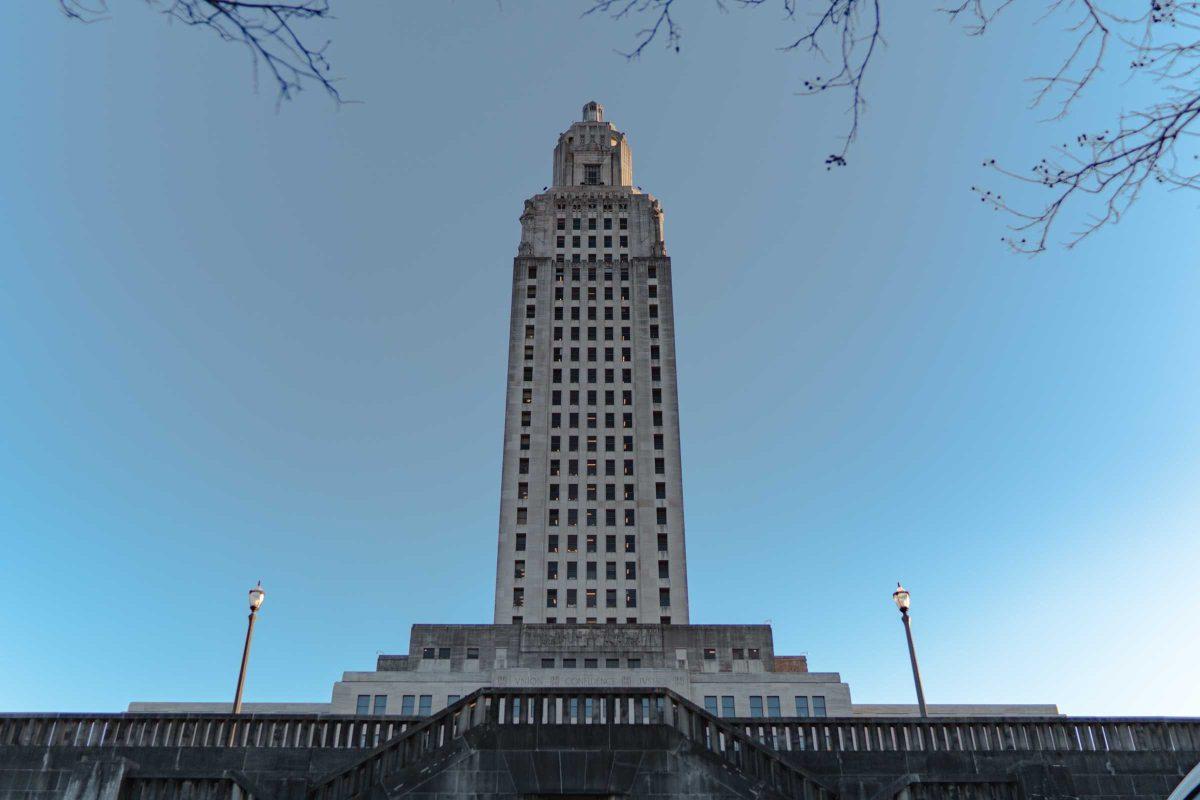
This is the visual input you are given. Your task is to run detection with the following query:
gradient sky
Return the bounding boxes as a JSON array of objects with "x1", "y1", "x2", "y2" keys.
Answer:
[{"x1": 2, "y1": 3, "x2": 1198, "y2": 716}]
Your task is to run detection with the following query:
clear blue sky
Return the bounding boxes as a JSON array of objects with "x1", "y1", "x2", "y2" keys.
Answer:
[{"x1": 2, "y1": 3, "x2": 1197, "y2": 716}]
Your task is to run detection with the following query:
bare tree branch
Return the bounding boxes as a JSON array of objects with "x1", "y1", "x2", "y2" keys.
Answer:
[
  {"x1": 61, "y1": 0, "x2": 344, "y2": 105},
  {"x1": 588, "y1": 0, "x2": 1200, "y2": 253}
]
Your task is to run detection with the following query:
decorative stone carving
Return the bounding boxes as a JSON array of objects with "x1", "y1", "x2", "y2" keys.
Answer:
[{"x1": 518, "y1": 199, "x2": 536, "y2": 255}]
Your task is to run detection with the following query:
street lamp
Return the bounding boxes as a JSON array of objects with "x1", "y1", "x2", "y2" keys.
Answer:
[
  {"x1": 232, "y1": 581, "x2": 265, "y2": 714},
  {"x1": 892, "y1": 582, "x2": 928, "y2": 718}
]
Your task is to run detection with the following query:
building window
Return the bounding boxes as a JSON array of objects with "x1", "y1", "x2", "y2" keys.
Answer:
[
  {"x1": 605, "y1": 589, "x2": 617, "y2": 608},
  {"x1": 547, "y1": 561, "x2": 559, "y2": 580},
  {"x1": 605, "y1": 657, "x2": 619, "y2": 668},
  {"x1": 624, "y1": 510, "x2": 635, "y2": 528},
  {"x1": 586, "y1": 562, "x2": 597, "y2": 580},
  {"x1": 767, "y1": 696, "x2": 782, "y2": 717},
  {"x1": 447, "y1": 694, "x2": 460, "y2": 707},
  {"x1": 656, "y1": 508, "x2": 667, "y2": 525},
  {"x1": 624, "y1": 534, "x2": 636, "y2": 552},
  {"x1": 518, "y1": 458, "x2": 529, "y2": 474},
  {"x1": 467, "y1": 648, "x2": 479, "y2": 660},
  {"x1": 516, "y1": 507, "x2": 527, "y2": 524},
  {"x1": 660, "y1": 588, "x2": 671, "y2": 607},
  {"x1": 513, "y1": 588, "x2": 524, "y2": 607},
  {"x1": 584, "y1": 658, "x2": 598, "y2": 668},
  {"x1": 625, "y1": 588, "x2": 637, "y2": 607},
  {"x1": 422, "y1": 647, "x2": 435, "y2": 658},
  {"x1": 813, "y1": 696, "x2": 827, "y2": 717},
  {"x1": 732, "y1": 648, "x2": 744, "y2": 660},
  {"x1": 750, "y1": 696, "x2": 764, "y2": 717},
  {"x1": 401, "y1": 695, "x2": 415, "y2": 715},
  {"x1": 655, "y1": 482, "x2": 666, "y2": 499},
  {"x1": 748, "y1": 648, "x2": 761, "y2": 659},
  {"x1": 514, "y1": 560, "x2": 525, "y2": 579},
  {"x1": 584, "y1": 164, "x2": 600, "y2": 185},
  {"x1": 586, "y1": 588, "x2": 597, "y2": 607},
  {"x1": 657, "y1": 533, "x2": 668, "y2": 552},
  {"x1": 549, "y1": 534, "x2": 559, "y2": 552},
  {"x1": 542, "y1": 658, "x2": 555, "y2": 668},
  {"x1": 625, "y1": 561, "x2": 636, "y2": 579},
  {"x1": 515, "y1": 533, "x2": 526, "y2": 551},
  {"x1": 703, "y1": 647, "x2": 716, "y2": 660},
  {"x1": 606, "y1": 561, "x2": 617, "y2": 580},
  {"x1": 658, "y1": 560, "x2": 669, "y2": 579},
  {"x1": 721, "y1": 696, "x2": 736, "y2": 718},
  {"x1": 356, "y1": 694, "x2": 370, "y2": 715},
  {"x1": 438, "y1": 647, "x2": 450, "y2": 659},
  {"x1": 418, "y1": 695, "x2": 432, "y2": 716}
]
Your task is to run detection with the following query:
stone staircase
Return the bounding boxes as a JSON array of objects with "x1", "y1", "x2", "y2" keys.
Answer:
[{"x1": 306, "y1": 687, "x2": 837, "y2": 800}]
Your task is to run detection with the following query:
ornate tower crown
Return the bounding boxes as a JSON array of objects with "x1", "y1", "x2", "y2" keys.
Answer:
[{"x1": 552, "y1": 101, "x2": 634, "y2": 188}]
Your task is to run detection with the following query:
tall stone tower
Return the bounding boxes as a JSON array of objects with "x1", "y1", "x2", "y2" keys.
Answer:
[{"x1": 493, "y1": 101, "x2": 690, "y2": 625}]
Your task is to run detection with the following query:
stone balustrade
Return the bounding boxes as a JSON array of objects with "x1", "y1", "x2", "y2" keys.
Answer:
[
  {"x1": 0, "y1": 713, "x2": 419, "y2": 751},
  {"x1": 728, "y1": 716, "x2": 1200, "y2": 754}
]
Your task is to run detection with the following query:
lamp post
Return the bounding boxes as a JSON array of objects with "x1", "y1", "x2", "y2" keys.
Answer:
[
  {"x1": 232, "y1": 581, "x2": 265, "y2": 714},
  {"x1": 892, "y1": 582, "x2": 928, "y2": 718}
]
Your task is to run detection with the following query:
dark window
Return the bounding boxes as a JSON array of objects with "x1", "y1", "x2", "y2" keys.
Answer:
[
  {"x1": 658, "y1": 560, "x2": 669, "y2": 579},
  {"x1": 794, "y1": 696, "x2": 810, "y2": 717},
  {"x1": 813, "y1": 696, "x2": 827, "y2": 717},
  {"x1": 356, "y1": 695, "x2": 370, "y2": 715},
  {"x1": 515, "y1": 533, "x2": 526, "y2": 551},
  {"x1": 750, "y1": 696, "x2": 764, "y2": 717},
  {"x1": 721, "y1": 696, "x2": 735, "y2": 718}
]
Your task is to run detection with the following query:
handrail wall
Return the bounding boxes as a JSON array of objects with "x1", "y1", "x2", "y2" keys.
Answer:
[{"x1": 5, "y1": 709, "x2": 1196, "y2": 756}]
